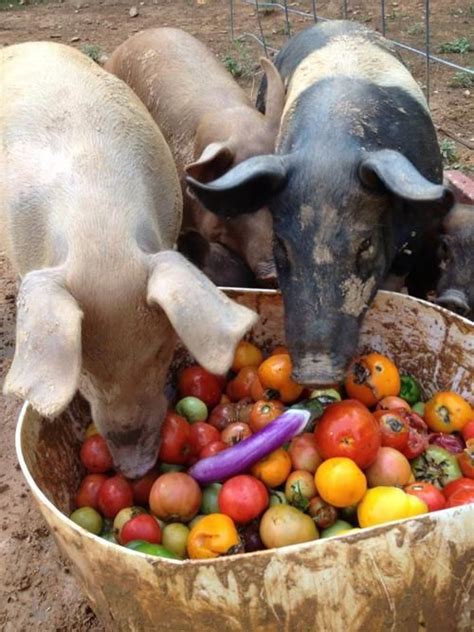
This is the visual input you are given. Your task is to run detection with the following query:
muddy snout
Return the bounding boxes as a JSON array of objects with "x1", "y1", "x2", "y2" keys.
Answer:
[
  {"x1": 435, "y1": 289, "x2": 470, "y2": 317},
  {"x1": 104, "y1": 430, "x2": 160, "y2": 479},
  {"x1": 255, "y1": 260, "x2": 278, "y2": 289},
  {"x1": 291, "y1": 353, "x2": 347, "y2": 386}
]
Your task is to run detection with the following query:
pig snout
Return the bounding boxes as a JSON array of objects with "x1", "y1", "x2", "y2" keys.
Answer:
[
  {"x1": 435, "y1": 289, "x2": 471, "y2": 317},
  {"x1": 104, "y1": 426, "x2": 161, "y2": 479},
  {"x1": 291, "y1": 352, "x2": 347, "y2": 386},
  {"x1": 255, "y1": 260, "x2": 278, "y2": 289}
]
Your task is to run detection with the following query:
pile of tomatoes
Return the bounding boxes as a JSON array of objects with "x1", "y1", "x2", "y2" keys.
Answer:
[{"x1": 70, "y1": 342, "x2": 474, "y2": 561}]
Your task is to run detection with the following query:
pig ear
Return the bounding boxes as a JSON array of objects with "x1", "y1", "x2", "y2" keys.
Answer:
[
  {"x1": 185, "y1": 142, "x2": 235, "y2": 183},
  {"x1": 186, "y1": 154, "x2": 288, "y2": 217},
  {"x1": 359, "y1": 149, "x2": 455, "y2": 212},
  {"x1": 147, "y1": 251, "x2": 258, "y2": 374},
  {"x1": 3, "y1": 270, "x2": 82, "y2": 417},
  {"x1": 260, "y1": 57, "x2": 285, "y2": 131}
]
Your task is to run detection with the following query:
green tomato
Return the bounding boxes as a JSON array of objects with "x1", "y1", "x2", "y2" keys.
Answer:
[
  {"x1": 399, "y1": 374, "x2": 422, "y2": 405},
  {"x1": 201, "y1": 483, "x2": 222, "y2": 514},
  {"x1": 159, "y1": 463, "x2": 185, "y2": 474},
  {"x1": 269, "y1": 490, "x2": 288, "y2": 507},
  {"x1": 320, "y1": 520, "x2": 353, "y2": 538},
  {"x1": 175, "y1": 397, "x2": 208, "y2": 423},
  {"x1": 132, "y1": 542, "x2": 181, "y2": 559},
  {"x1": 70, "y1": 507, "x2": 103, "y2": 535},
  {"x1": 411, "y1": 445, "x2": 462, "y2": 489},
  {"x1": 412, "y1": 401, "x2": 425, "y2": 416},
  {"x1": 162, "y1": 523, "x2": 190, "y2": 558}
]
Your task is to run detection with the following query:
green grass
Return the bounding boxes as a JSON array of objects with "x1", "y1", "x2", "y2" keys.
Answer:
[
  {"x1": 450, "y1": 68, "x2": 474, "y2": 88},
  {"x1": 81, "y1": 44, "x2": 102, "y2": 64},
  {"x1": 438, "y1": 37, "x2": 471, "y2": 54},
  {"x1": 222, "y1": 41, "x2": 253, "y2": 80},
  {"x1": 407, "y1": 23, "x2": 423, "y2": 36}
]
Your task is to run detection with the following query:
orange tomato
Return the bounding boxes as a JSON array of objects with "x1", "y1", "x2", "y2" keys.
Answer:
[
  {"x1": 226, "y1": 366, "x2": 259, "y2": 402},
  {"x1": 249, "y1": 400, "x2": 285, "y2": 432},
  {"x1": 315, "y1": 457, "x2": 367, "y2": 507},
  {"x1": 187, "y1": 513, "x2": 240, "y2": 559},
  {"x1": 345, "y1": 352, "x2": 401, "y2": 407},
  {"x1": 231, "y1": 341, "x2": 263, "y2": 372},
  {"x1": 424, "y1": 392, "x2": 473, "y2": 433},
  {"x1": 270, "y1": 345, "x2": 289, "y2": 356},
  {"x1": 251, "y1": 448, "x2": 292, "y2": 488},
  {"x1": 257, "y1": 354, "x2": 303, "y2": 403}
]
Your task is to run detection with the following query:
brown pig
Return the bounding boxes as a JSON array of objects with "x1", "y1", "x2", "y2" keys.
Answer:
[
  {"x1": 105, "y1": 28, "x2": 285, "y2": 287},
  {"x1": 0, "y1": 42, "x2": 257, "y2": 478}
]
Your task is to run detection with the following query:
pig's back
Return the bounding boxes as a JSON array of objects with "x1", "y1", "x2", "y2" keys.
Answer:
[{"x1": 0, "y1": 42, "x2": 181, "y2": 274}]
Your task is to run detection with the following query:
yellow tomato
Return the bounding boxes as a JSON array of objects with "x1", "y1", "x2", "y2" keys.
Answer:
[
  {"x1": 231, "y1": 340, "x2": 263, "y2": 372},
  {"x1": 357, "y1": 486, "x2": 428, "y2": 528},
  {"x1": 314, "y1": 457, "x2": 367, "y2": 508},
  {"x1": 187, "y1": 514, "x2": 240, "y2": 560},
  {"x1": 251, "y1": 448, "x2": 292, "y2": 488},
  {"x1": 424, "y1": 392, "x2": 473, "y2": 433}
]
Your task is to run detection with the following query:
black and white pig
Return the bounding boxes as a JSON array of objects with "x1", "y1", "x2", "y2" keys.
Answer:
[
  {"x1": 187, "y1": 20, "x2": 455, "y2": 384},
  {"x1": 0, "y1": 42, "x2": 257, "y2": 478}
]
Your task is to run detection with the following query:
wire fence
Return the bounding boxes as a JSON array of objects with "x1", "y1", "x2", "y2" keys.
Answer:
[{"x1": 227, "y1": 0, "x2": 474, "y2": 156}]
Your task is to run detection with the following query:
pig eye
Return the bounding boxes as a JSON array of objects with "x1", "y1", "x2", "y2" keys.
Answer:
[{"x1": 358, "y1": 237, "x2": 373, "y2": 257}]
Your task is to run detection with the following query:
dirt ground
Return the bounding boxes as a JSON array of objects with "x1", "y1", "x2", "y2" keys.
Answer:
[{"x1": 0, "y1": 1, "x2": 472, "y2": 631}]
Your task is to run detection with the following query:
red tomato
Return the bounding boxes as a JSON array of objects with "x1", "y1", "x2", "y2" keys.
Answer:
[
  {"x1": 445, "y1": 488, "x2": 474, "y2": 508},
  {"x1": 75, "y1": 474, "x2": 108, "y2": 510},
  {"x1": 189, "y1": 422, "x2": 221, "y2": 455},
  {"x1": 159, "y1": 412, "x2": 192, "y2": 465},
  {"x1": 208, "y1": 403, "x2": 238, "y2": 431},
  {"x1": 226, "y1": 367, "x2": 259, "y2": 402},
  {"x1": 443, "y1": 478, "x2": 474, "y2": 500},
  {"x1": 314, "y1": 400, "x2": 381, "y2": 469},
  {"x1": 461, "y1": 420, "x2": 474, "y2": 442},
  {"x1": 80, "y1": 435, "x2": 113, "y2": 473},
  {"x1": 149, "y1": 472, "x2": 202, "y2": 522},
  {"x1": 288, "y1": 433, "x2": 322, "y2": 473},
  {"x1": 221, "y1": 422, "x2": 252, "y2": 446},
  {"x1": 120, "y1": 514, "x2": 162, "y2": 545},
  {"x1": 398, "y1": 410, "x2": 429, "y2": 459},
  {"x1": 404, "y1": 482, "x2": 446, "y2": 512},
  {"x1": 97, "y1": 475, "x2": 134, "y2": 519},
  {"x1": 218, "y1": 475, "x2": 269, "y2": 524},
  {"x1": 458, "y1": 442, "x2": 474, "y2": 479},
  {"x1": 199, "y1": 441, "x2": 228, "y2": 459},
  {"x1": 131, "y1": 469, "x2": 160, "y2": 506},
  {"x1": 178, "y1": 366, "x2": 222, "y2": 408},
  {"x1": 373, "y1": 409, "x2": 410, "y2": 451}
]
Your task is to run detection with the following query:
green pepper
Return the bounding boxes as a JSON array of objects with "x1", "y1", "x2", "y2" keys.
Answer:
[
  {"x1": 125, "y1": 539, "x2": 148, "y2": 550},
  {"x1": 131, "y1": 542, "x2": 181, "y2": 559},
  {"x1": 399, "y1": 374, "x2": 422, "y2": 405},
  {"x1": 175, "y1": 396, "x2": 208, "y2": 423}
]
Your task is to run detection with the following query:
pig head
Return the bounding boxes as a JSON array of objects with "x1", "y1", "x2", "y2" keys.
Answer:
[
  {"x1": 186, "y1": 21, "x2": 455, "y2": 384},
  {"x1": 435, "y1": 203, "x2": 474, "y2": 319}
]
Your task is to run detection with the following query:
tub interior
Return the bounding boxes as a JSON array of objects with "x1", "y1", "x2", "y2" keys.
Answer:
[{"x1": 19, "y1": 290, "x2": 473, "y2": 517}]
